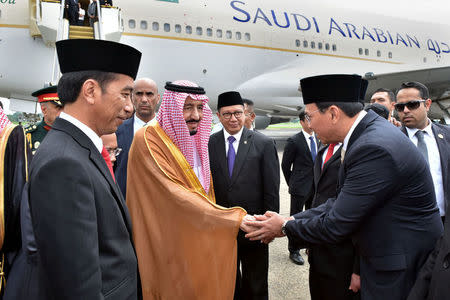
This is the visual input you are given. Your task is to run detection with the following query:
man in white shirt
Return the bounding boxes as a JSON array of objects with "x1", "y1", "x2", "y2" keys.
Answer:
[
  {"x1": 281, "y1": 110, "x2": 317, "y2": 265},
  {"x1": 115, "y1": 77, "x2": 160, "y2": 197},
  {"x1": 209, "y1": 91, "x2": 280, "y2": 300},
  {"x1": 244, "y1": 74, "x2": 442, "y2": 300},
  {"x1": 4, "y1": 39, "x2": 142, "y2": 300},
  {"x1": 396, "y1": 81, "x2": 450, "y2": 223},
  {"x1": 77, "y1": 3, "x2": 85, "y2": 25}
]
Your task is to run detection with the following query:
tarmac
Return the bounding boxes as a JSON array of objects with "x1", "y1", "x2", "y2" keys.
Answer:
[{"x1": 258, "y1": 128, "x2": 312, "y2": 300}]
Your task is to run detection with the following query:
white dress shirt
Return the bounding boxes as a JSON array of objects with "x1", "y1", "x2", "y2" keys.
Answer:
[
  {"x1": 406, "y1": 121, "x2": 445, "y2": 216},
  {"x1": 224, "y1": 127, "x2": 244, "y2": 156},
  {"x1": 302, "y1": 129, "x2": 315, "y2": 152},
  {"x1": 133, "y1": 115, "x2": 156, "y2": 135},
  {"x1": 192, "y1": 139, "x2": 205, "y2": 188},
  {"x1": 59, "y1": 112, "x2": 103, "y2": 153}
]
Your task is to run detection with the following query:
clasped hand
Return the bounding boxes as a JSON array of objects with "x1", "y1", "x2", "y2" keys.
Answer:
[{"x1": 239, "y1": 211, "x2": 293, "y2": 244}]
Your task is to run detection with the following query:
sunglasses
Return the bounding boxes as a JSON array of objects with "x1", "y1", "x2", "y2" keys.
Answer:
[{"x1": 394, "y1": 100, "x2": 426, "y2": 112}]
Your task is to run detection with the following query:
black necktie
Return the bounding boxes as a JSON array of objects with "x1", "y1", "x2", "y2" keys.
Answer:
[{"x1": 415, "y1": 130, "x2": 429, "y2": 164}]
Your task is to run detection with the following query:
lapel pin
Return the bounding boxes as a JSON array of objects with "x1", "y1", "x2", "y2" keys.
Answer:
[
  {"x1": 244, "y1": 140, "x2": 247, "y2": 144},
  {"x1": 438, "y1": 134, "x2": 444, "y2": 139}
]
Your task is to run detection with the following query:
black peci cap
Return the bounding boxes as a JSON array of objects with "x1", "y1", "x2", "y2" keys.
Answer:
[
  {"x1": 56, "y1": 39, "x2": 142, "y2": 79},
  {"x1": 217, "y1": 91, "x2": 244, "y2": 110},
  {"x1": 300, "y1": 74, "x2": 363, "y2": 104},
  {"x1": 359, "y1": 79, "x2": 368, "y2": 102}
]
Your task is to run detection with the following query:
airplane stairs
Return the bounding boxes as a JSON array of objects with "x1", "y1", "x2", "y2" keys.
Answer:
[{"x1": 69, "y1": 26, "x2": 95, "y2": 40}]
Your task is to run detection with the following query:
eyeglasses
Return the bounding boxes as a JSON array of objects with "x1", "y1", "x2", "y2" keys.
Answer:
[
  {"x1": 394, "y1": 100, "x2": 426, "y2": 112},
  {"x1": 304, "y1": 108, "x2": 322, "y2": 123},
  {"x1": 222, "y1": 111, "x2": 243, "y2": 120},
  {"x1": 106, "y1": 147, "x2": 122, "y2": 157}
]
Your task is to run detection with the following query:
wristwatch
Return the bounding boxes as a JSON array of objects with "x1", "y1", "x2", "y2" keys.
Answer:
[{"x1": 281, "y1": 220, "x2": 289, "y2": 236}]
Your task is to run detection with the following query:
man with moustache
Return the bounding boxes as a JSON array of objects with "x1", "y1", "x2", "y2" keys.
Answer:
[
  {"x1": 244, "y1": 74, "x2": 442, "y2": 300},
  {"x1": 4, "y1": 39, "x2": 142, "y2": 300},
  {"x1": 126, "y1": 81, "x2": 250, "y2": 300},
  {"x1": 25, "y1": 85, "x2": 62, "y2": 154},
  {"x1": 115, "y1": 77, "x2": 160, "y2": 197},
  {"x1": 395, "y1": 81, "x2": 450, "y2": 224}
]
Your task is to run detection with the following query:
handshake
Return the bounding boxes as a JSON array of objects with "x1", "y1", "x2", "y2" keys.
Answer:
[{"x1": 239, "y1": 211, "x2": 294, "y2": 244}]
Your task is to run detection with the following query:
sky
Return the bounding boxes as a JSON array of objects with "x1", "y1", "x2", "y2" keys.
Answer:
[{"x1": 334, "y1": 0, "x2": 450, "y2": 24}]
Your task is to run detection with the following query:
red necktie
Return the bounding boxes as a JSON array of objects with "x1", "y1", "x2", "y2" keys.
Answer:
[
  {"x1": 322, "y1": 143, "x2": 336, "y2": 168},
  {"x1": 101, "y1": 146, "x2": 115, "y2": 182}
]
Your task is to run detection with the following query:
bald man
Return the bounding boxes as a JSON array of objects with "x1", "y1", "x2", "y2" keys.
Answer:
[{"x1": 115, "y1": 78, "x2": 160, "y2": 197}]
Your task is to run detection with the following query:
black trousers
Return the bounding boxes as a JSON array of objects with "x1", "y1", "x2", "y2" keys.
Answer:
[
  {"x1": 309, "y1": 269, "x2": 360, "y2": 300},
  {"x1": 288, "y1": 193, "x2": 311, "y2": 253},
  {"x1": 234, "y1": 232, "x2": 269, "y2": 300}
]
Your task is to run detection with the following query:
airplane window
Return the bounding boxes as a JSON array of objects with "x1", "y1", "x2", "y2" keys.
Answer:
[
  {"x1": 186, "y1": 26, "x2": 192, "y2": 34},
  {"x1": 152, "y1": 22, "x2": 159, "y2": 31},
  {"x1": 303, "y1": 40, "x2": 308, "y2": 48},
  {"x1": 318, "y1": 42, "x2": 323, "y2": 50},
  {"x1": 244, "y1": 33, "x2": 251, "y2": 41},
  {"x1": 175, "y1": 24, "x2": 181, "y2": 33},
  {"x1": 423, "y1": 57, "x2": 427, "y2": 63},
  {"x1": 217, "y1": 29, "x2": 223, "y2": 38},
  {"x1": 128, "y1": 19, "x2": 136, "y2": 29},
  {"x1": 164, "y1": 23, "x2": 170, "y2": 32},
  {"x1": 226, "y1": 30, "x2": 232, "y2": 39},
  {"x1": 295, "y1": 40, "x2": 301, "y2": 47},
  {"x1": 332, "y1": 44, "x2": 337, "y2": 51},
  {"x1": 207, "y1": 28, "x2": 213, "y2": 37},
  {"x1": 325, "y1": 43, "x2": 330, "y2": 50},
  {"x1": 236, "y1": 32, "x2": 242, "y2": 40},
  {"x1": 196, "y1": 27, "x2": 203, "y2": 35},
  {"x1": 140, "y1": 21, "x2": 147, "y2": 30},
  {"x1": 365, "y1": 49, "x2": 369, "y2": 56},
  {"x1": 377, "y1": 50, "x2": 381, "y2": 57},
  {"x1": 358, "y1": 48, "x2": 363, "y2": 55},
  {"x1": 311, "y1": 42, "x2": 315, "y2": 49},
  {"x1": 388, "y1": 52, "x2": 392, "y2": 58}
]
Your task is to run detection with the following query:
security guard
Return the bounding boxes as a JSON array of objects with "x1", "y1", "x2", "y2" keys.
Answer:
[{"x1": 25, "y1": 85, "x2": 62, "y2": 154}]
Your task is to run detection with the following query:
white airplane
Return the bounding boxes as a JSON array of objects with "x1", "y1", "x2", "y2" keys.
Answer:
[{"x1": 1, "y1": 0, "x2": 450, "y2": 127}]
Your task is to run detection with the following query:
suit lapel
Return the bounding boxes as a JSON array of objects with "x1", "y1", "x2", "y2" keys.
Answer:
[
  {"x1": 126, "y1": 116, "x2": 135, "y2": 147},
  {"x1": 432, "y1": 124, "x2": 449, "y2": 194},
  {"x1": 231, "y1": 128, "x2": 252, "y2": 185},
  {"x1": 322, "y1": 144, "x2": 342, "y2": 170},
  {"x1": 53, "y1": 119, "x2": 133, "y2": 234},
  {"x1": 88, "y1": 151, "x2": 133, "y2": 231},
  {"x1": 214, "y1": 130, "x2": 230, "y2": 184}
]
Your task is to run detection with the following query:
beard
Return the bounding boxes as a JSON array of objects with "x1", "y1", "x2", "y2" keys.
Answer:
[{"x1": 189, "y1": 130, "x2": 197, "y2": 136}]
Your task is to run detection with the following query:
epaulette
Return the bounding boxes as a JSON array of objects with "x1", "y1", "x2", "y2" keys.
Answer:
[{"x1": 24, "y1": 124, "x2": 38, "y2": 133}]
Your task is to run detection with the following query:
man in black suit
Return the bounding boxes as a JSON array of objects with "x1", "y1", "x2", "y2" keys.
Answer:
[
  {"x1": 4, "y1": 39, "x2": 142, "y2": 300},
  {"x1": 281, "y1": 110, "x2": 316, "y2": 265},
  {"x1": 115, "y1": 77, "x2": 159, "y2": 197},
  {"x1": 242, "y1": 98, "x2": 255, "y2": 130},
  {"x1": 67, "y1": 0, "x2": 79, "y2": 25},
  {"x1": 308, "y1": 141, "x2": 360, "y2": 300},
  {"x1": 209, "y1": 91, "x2": 279, "y2": 300},
  {"x1": 395, "y1": 81, "x2": 450, "y2": 224},
  {"x1": 245, "y1": 74, "x2": 443, "y2": 300}
]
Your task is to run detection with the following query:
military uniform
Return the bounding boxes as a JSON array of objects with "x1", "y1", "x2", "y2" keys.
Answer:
[
  {"x1": 26, "y1": 85, "x2": 62, "y2": 154},
  {"x1": 25, "y1": 120, "x2": 51, "y2": 154}
]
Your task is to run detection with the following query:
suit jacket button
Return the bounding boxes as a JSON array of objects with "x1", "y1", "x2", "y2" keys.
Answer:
[{"x1": 443, "y1": 260, "x2": 449, "y2": 269}]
